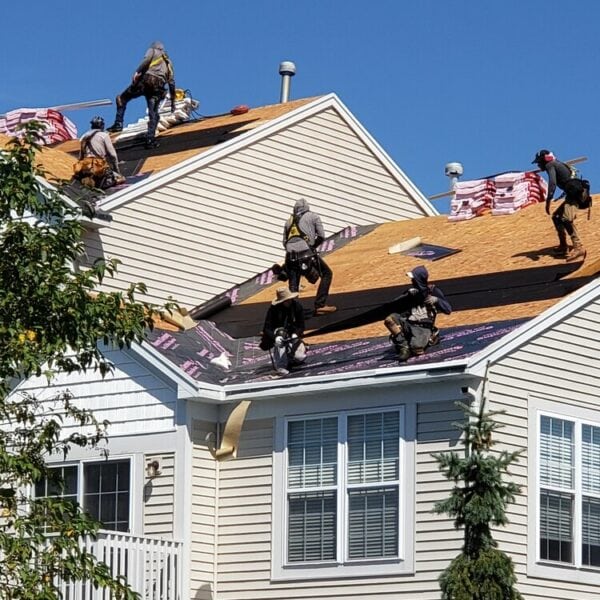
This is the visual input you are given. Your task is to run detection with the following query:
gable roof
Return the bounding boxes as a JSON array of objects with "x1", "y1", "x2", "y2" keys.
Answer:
[
  {"x1": 136, "y1": 199, "x2": 600, "y2": 400},
  {"x1": 54, "y1": 94, "x2": 436, "y2": 217}
]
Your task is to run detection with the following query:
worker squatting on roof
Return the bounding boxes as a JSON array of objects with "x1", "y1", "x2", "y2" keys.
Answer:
[
  {"x1": 282, "y1": 198, "x2": 337, "y2": 316},
  {"x1": 384, "y1": 266, "x2": 452, "y2": 363},
  {"x1": 73, "y1": 116, "x2": 125, "y2": 190},
  {"x1": 533, "y1": 149, "x2": 592, "y2": 262},
  {"x1": 107, "y1": 41, "x2": 176, "y2": 149},
  {"x1": 260, "y1": 287, "x2": 307, "y2": 376}
]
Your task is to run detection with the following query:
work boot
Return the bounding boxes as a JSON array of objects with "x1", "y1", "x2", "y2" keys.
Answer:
[
  {"x1": 314, "y1": 305, "x2": 337, "y2": 315},
  {"x1": 107, "y1": 122, "x2": 123, "y2": 133},
  {"x1": 566, "y1": 243, "x2": 586, "y2": 262},
  {"x1": 551, "y1": 244, "x2": 569, "y2": 257},
  {"x1": 429, "y1": 328, "x2": 440, "y2": 346},
  {"x1": 396, "y1": 346, "x2": 410, "y2": 362}
]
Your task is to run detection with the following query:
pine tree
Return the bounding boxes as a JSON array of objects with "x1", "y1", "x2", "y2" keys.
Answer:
[
  {"x1": 0, "y1": 122, "x2": 164, "y2": 598},
  {"x1": 433, "y1": 397, "x2": 523, "y2": 600}
]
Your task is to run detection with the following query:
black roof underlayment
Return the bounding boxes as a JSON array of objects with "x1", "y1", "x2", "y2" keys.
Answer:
[
  {"x1": 208, "y1": 261, "x2": 587, "y2": 340},
  {"x1": 189, "y1": 224, "x2": 379, "y2": 319},
  {"x1": 147, "y1": 317, "x2": 529, "y2": 386}
]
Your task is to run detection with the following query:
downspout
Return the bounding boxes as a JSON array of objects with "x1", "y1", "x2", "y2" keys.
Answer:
[{"x1": 213, "y1": 420, "x2": 222, "y2": 599}]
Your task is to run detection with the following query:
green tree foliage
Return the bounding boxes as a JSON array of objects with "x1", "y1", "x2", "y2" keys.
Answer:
[
  {"x1": 433, "y1": 398, "x2": 523, "y2": 600},
  {"x1": 0, "y1": 122, "x2": 160, "y2": 599}
]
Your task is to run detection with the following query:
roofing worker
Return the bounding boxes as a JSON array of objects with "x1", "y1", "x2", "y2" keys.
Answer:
[
  {"x1": 384, "y1": 266, "x2": 452, "y2": 362},
  {"x1": 532, "y1": 149, "x2": 574, "y2": 215},
  {"x1": 107, "y1": 41, "x2": 176, "y2": 149},
  {"x1": 283, "y1": 198, "x2": 336, "y2": 316},
  {"x1": 76, "y1": 116, "x2": 124, "y2": 189},
  {"x1": 259, "y1": 287, "x2": 307, "y2": 376},
  {"x1": 550, "y1": 178, "x2": 591, "y2": 262}
]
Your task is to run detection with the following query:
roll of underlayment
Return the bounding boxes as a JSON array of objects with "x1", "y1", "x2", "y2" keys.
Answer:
[{"x1": 388, "y1": 236, "x2": 422, "y2": 255}]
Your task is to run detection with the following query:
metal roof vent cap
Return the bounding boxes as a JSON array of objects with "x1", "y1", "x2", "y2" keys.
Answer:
[
  {"x1": 445, "y1": 161, "x2": 464, "y2": 189},
  {"x1": 279, "y1": 61, "x2": 296, "y2": 103}
]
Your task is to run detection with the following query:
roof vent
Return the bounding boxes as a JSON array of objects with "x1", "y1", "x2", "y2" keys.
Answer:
[
  {"x1": 279, "y1": 61, "x2": 296, "y2": 103},
  {"x1": 445, "y1": 161, "x2": 464, "y2": 190}
]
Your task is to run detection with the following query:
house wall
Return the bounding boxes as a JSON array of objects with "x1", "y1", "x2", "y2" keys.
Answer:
[
  {"x1": 84, "y1": 107, "x2": 430, "y2": 308},
  {"x1": 143, "y1": 451, "x2": 175, "y2": 537},
  {"x1": 487, "y1": 298, "x2": 600, "y2": 598},
  {"x1": 190, "y1": 411, "x2": 219, "y2": 600},
  {"x1": 189, "y1": 383, "x2": 466, "y2": 600},
  {"x1": 15, "y1": 346, "x2": 177, "y2": 436}
]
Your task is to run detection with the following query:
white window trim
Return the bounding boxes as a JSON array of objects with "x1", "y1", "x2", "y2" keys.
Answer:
[
  {"x1": 528, "y1": 397, "x2": 600, "y2": 585},
  {"x1": 271, "y1": 404, "x2": 415, "y2": 581},
  {"x1": 42, "y1": 455, "x2": 137, "y2": 535}
]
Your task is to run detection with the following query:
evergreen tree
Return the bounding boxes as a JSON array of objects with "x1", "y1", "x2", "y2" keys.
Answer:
[
  {"x1": 0, "y1": 122, "x2": 163, "y2": 599},
  {"x1": 433, "y1": 397, "x2": 523, "y2": 600}
]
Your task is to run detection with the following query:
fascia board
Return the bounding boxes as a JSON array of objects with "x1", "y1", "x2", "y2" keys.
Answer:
[
  {"x1": 99, "y1": 93, "x2": 432, "y2": 215},
  {"x1": 466, "y1": 277, "x2": 600, "y2": 372},
  {"x1": 330, "y1": 95, "x2": 438, "y2": 217},
  {"x1": 212, "y1": 358, "x2": 471, "y2": 403}
]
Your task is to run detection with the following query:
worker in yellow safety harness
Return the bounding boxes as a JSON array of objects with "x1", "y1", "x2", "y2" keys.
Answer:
[{"x1": 107, "y1": 41, "x2": 176, "y2": 149}]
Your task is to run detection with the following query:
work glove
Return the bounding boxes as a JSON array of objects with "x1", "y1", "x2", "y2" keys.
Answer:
[
  {"x1": 425, "y1": 295, "x2": 438, "y2": 306},
  {"x1": 275, "y1": 336, "x2": 285, "y2": 347},
  {"x1": 408, "y1": 287, "x2": 419, "y2": 296}
]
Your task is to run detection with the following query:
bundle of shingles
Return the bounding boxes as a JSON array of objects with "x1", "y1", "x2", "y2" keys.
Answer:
[
  {"x1": 115, "y1": 92, "x2": 199, "y2": 141},
  {"x1": 491, "y1": 171, "x2": 547, "y2": 215},
  {"x1": 0, "y1": 108, "x2": 77, "y2": 144},
  {"x1": 448, "y1": 171, "x2": 547, "y2": 221},
  {"x1": 448, "y1": 178, "x2": 496, "y2": 221}
]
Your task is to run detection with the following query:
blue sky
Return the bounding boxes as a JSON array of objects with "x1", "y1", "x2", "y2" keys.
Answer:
[{"x1": 2, "y1": 1, "x2": 598, "y2": 212}]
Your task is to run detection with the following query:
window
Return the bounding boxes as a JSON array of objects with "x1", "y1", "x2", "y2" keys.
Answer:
[
  {"x1": 35, "y1": 460, "x2": 131, "y2": 532},
  {"x1": 274, "y1": 407, "x2": 414, "y2": 580},
  {"x1": 538, "y1": 415, "x2": 600, "y2": 569}
]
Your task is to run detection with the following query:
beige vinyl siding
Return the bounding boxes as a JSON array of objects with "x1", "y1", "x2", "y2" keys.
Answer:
[
  {"x1": 14, "y1": 348, "x2": 176, "y2": 436},
  {"x1": 485, "y1": 298, "x2": 600, "y2": 598},
  {"x1": 191, "y1": 419, "x2": 217, "y2": 600},
  {"x1": 143, "y1": 452, "x2": 175, "y2": 537},
  {"x1": 210, "y1": 404, "x2": 461, "y2": 600},
  {"x1": 85, "y1": 107, "x2": 429, "y2": 307}
]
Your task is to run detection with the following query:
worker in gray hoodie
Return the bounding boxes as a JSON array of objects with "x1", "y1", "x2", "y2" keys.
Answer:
[
  {"x1": 283, "y1": 198, "x2": 336, "y2": 315},
  {"x1": 107, "y1": 41, "x2": 176, "y2": 149}
]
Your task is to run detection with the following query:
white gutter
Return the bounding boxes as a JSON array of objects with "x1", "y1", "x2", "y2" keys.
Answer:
[{"x1": 190, "y1": 358, "x2": 472, "y2": 403}]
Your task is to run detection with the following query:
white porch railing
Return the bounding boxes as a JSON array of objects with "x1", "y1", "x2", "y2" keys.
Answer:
[{"x1": 56, "y1": 531, "x2": 183, "y2": 600}]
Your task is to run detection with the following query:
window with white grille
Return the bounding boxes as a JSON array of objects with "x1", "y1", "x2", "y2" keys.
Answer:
[
  {"x1": 274, "y1": 406, "x2": 413, "y2": 580},
  {"x1": 539, "y1": 414, "x2": 600, "y2": 569}
]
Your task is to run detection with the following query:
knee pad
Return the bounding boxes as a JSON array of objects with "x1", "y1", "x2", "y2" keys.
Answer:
[{"x1": 384, "y1": 315, "x2": 402, "y2": 337}]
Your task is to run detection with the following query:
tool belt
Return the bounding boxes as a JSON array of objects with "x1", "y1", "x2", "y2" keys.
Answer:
[
  {"x1": 285, "y1": 249, "x2": 320, "y2": 284},
  {"x1": 73, "y1": 157, "x2": 110, "y2": 188}
]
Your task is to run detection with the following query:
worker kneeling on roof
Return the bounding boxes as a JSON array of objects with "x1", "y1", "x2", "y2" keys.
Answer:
[
  {"x1": 384, "y1": 266, "x2": 452, "y2": 362},
  {"x1": 73, "y1": 116, "x2": 125, "y2": 190},
  {"x1": 260, "y1": 287, "x2": 307, "y2": 376}
]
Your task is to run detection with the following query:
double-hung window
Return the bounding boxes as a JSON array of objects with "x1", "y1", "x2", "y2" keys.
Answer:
[
  {"x1": 35, "y1": 459, "x2": 131, "y2": 532},
  {"x1": 273, "y1": 407, "x2": 414, "y2": 580},
  {"x1": 538, "y1": 414, "x2": 600, "y2": 569}
]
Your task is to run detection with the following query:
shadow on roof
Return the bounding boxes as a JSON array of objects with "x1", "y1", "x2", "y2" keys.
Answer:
[{"x1": 207, "y1": 261, "x2": 588, "y2": 339}]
